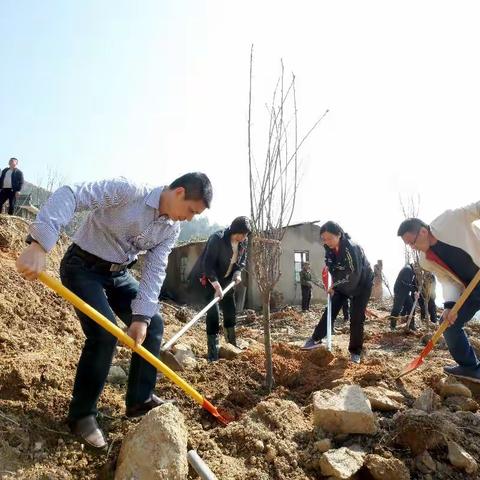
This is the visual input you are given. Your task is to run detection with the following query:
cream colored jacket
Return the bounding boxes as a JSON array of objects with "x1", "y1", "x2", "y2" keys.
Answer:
[{"x1": 419, "y1": 201, "x2": 480, "y2": 304}]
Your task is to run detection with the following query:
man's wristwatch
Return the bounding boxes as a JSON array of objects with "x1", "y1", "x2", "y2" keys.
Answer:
[{"x1": 25, "y1": 234, "x2": 39, "y2": 245}]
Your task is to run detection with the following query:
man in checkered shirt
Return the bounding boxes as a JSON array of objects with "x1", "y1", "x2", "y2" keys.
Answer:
[{"x1": 16, "y1": 173, "x2": 212, "y2": 449}]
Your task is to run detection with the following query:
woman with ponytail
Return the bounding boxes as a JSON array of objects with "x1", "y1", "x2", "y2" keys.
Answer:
[{"x1": 302, "y1": 221, "x2": 373, "y2": 364}]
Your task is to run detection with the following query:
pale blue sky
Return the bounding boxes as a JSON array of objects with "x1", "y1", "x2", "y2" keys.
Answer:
[{"x1": 2, "y1": 1, "x2": 480, "y2": 293}]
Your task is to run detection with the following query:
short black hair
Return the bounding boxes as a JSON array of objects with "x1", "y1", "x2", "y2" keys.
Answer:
[
  {"x1": 9, "y1": 157, "x2": 18, "y2": 162},
  {"x1": 397, "y1": 218, "x2": 429, "y2": 237},
  {"x1": 169, "y1": 172, "x2": 213, "y2": 208},
  {"x1": 230, "y1": 216, "x2": 252, "y2": 234}
]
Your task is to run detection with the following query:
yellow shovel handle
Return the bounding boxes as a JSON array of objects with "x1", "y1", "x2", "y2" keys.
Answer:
[
  {"x1": 430, "y1": 269, "x2": 480, "y2": 346},
  {"x1": 38, "y1": 272, "x2": 204, "y2": 405}
]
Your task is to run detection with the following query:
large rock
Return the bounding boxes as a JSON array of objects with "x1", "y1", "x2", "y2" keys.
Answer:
[
  {"x1": 413, "y1": 387, "x2": 441, "y2": 413},
  {"x1": 219, "y1": 343, "x2": 243, "y2": 360},
  {"x1": 173, "y1": 344, "x2": 197, "y2": 370},
  {"x1": 365, "y1": 454, "x2": 410, "y2": 480},
  {"x1": 115, "y1": 403, "x2": 188, "y2": 480},
  {"x1": 318, "y1": 447, "x2": 365, "y2": 479},
  {"x1": 313, "y1": 385, "x2": 376, "y2": 434},
  {"x1": 447, "y1": 441, "x2": 478, "y2": 474},
  {"x1": 438, "y1": 378, "x2": 472, "y2": 398},
  {"x1": 363, "y1": 386, "x2": 403, "y2": 412},
  {"x1": 392, "y1": 409, "x2": 460, "y2": 454}
]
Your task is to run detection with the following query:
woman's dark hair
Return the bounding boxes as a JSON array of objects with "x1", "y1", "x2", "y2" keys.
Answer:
[
  {"x1": 320, "y1": 221, "x2": 350, "y2": 239},
  {"x1": 230, "y1": 216, "x2": 252, "y2": 235},
  {"x1": 169, "y1": 172, "x2": 213, "y2": 208}
]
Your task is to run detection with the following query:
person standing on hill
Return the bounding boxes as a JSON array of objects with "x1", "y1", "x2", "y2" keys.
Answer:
[{"x1": 0, "y1": 157, "x2": 24, "y2": 215}]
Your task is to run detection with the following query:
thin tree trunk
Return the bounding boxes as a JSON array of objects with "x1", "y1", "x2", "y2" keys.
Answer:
[{"x1": 263, "y1": 291, "x2": 274, "y2": 392}]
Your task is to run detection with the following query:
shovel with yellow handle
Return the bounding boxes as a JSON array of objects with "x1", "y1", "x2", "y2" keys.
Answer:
[
  {"x1": 397, "y1": 269, "x2": 480, "y2": 379},
  {"x1": 38, "y1": 272, "x2": 231, "y2": 425}
]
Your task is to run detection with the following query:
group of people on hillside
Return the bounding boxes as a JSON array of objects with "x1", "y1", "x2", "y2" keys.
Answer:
[{"x1": 11, "y1": 172, "x2": 480, "y2": 449}]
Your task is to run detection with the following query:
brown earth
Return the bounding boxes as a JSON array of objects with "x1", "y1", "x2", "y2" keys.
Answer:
[{"x1": 1, "y1": 215, "x2": 480, "y2": 479}]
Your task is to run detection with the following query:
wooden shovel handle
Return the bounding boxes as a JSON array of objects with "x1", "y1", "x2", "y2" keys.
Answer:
[{"x1": 430, "y1": 268, "x2": 480, "y2": 346}]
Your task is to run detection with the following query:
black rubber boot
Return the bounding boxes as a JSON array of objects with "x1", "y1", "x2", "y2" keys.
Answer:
[
  {"x1": 207, "y1": 334, "x2": 220, "y2": 362},
  {"x1": 225, "y1": 327, "x2": 237, "y2": 347}
]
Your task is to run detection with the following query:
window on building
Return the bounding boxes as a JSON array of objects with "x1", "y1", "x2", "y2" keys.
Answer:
[
  {"x1": 180, "y1": 256, "x2": 188, "y2": 283},
  {"x1": 294, "y1": 251, "x2": 309, "y2": 282}
]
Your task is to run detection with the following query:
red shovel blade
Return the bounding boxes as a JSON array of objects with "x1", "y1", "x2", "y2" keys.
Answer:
[
  {"x1": 202, "y1": 399, "x2": 233, "y2": 425},
  {"x1": 396, "y1": 340, "x2": 434, "y2": 379}
]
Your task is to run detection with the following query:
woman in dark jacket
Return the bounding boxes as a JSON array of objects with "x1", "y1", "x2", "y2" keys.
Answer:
[
  {"x1": 189, "y1": 216, "x2": 251, "y2": 361},
  {"x1": 302, "y1": 221, "x2": 373, "y2": 364}
]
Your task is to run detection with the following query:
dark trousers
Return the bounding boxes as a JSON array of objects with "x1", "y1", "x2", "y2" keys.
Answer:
[
  {"x1": 0, "y1": 188, "x2": 16, "y2": 215},
  {"x1": 342, "y1": 298, "x2": 350, "y2": 320},
  {"x1": 301, "y1": 285, "x2": 312, "y2": 311},
  {"x1": 312, "y1": 281, "x2": 372, "y2": 354},
  {"x1": 205, "y1": 281, "x2": 236, "y2": 335},
  {"x1": 419, "y1": 295, "x2": 437, "y2": 322},
  {"x1": 60, "y1": 248, "x2": 163, "y2": 421},
  {"x1": 391, "y1": 285, "x2": 414, "y2": 318}
]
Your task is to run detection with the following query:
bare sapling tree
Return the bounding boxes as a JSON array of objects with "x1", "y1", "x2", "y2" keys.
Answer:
[{"x1": 247, "y1": 45, "x2": 328, "y2": 391}]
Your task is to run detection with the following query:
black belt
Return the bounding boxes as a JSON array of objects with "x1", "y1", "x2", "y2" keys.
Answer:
[{"x1": 70, "y1": 244, "x2": 136, "y2": 273}]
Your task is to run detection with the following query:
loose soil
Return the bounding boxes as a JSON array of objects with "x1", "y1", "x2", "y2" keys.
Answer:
[{"x1": 1, "y1": 215, "x2": 480, "y2": 479}]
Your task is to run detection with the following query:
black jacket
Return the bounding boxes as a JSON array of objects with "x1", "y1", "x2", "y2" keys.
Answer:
[
  {"x1": 0, "y1": 168, "x2": 24, "y2": 192},
  {"x1": 190, "y1": 227, "x2": 248, "y2": 285},
  {"x1": 325, "y1": 235, "x2": 373, "y2": 297},
  {"x1": 393, "y1": 264, "x2": 416, "y2": 294}
]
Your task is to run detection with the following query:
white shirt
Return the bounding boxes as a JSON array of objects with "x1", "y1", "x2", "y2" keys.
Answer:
[{"x1": 3, "y1": 169, "x2": 13, "y2": 188}]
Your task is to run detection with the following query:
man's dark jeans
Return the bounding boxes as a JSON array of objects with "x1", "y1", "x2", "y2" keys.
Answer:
[
  {"x1": 443, "y1": 284, "x2": 480, "y2": 369},
  {"x1": 312, "y1": 280, "x2": 372, "y2": 355},
  {"x1": 0, "y1": 188, "x2": 16, "y2": 215},
  {"x1": 204, "y1": 280, "x2": 236, "y2": 335},
  {"x1": 301, "y1": 285, "x2": 312, "y2": 311},
  {"x1": 60, "y1": 249, "x2": 163, "y2": 421}
]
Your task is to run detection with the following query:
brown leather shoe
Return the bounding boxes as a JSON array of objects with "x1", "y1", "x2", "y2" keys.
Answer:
[
  {"x1": 68, "y1": 415, "x2": 107, "y2": 449},
  {"x1": 125, "y1": 394, "x2": 175, "y2": 418}
]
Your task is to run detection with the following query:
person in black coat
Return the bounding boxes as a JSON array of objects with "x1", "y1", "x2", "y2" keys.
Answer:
[
  {"x1": 189, "y1": 216, "x2": 251, "y2": 361},
  {"x1": 302, "y1": 221, "x2": 373, "y2": 364},
  {"x1": 0, "y1": 157, "x2": 24, "y2": 215},
  {"x1": 388, "y1": 263, "x2": 418, "y2": 331}
]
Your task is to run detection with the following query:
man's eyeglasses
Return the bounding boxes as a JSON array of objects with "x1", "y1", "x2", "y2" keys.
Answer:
[{"x1": 406, "y1": 230, "x2": 420, "y2": 248}]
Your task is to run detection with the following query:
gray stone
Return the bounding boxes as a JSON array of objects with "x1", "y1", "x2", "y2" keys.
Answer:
[
  {"x1": 363, "y1": 386, "x2": 403, "y2": 412},
  {"x1": 365, "y1": 454, "x2": 410, "y2": 480},
  {"x1": 219, "y1": 343, "x2": 243, "y2": 360},
  {"x1": 115, "y1": 403, "x2": 188, "y2": 480},
  {"x1": 447, "y1": 440, "x2": 478, "y2": 474},
  {"x1": 313, "y1": 385, "x2": 377, "y2": 434},
  {"x1": 314, "y1": 438, "x2": 332, "y2": 453},
  {"x1": 319, "y1": 447, "x2": 365, "y2": 479},
  {"x1": 413, "y1": 387, "x2": 441, "y2": 413},
  {"x1": 444, "y1": 395, "x2": 479, "y2": 412},
  {"x1": 415, "y1": 451, "x2": 436, "y2": 474},
  {"x1": 107, "y1": 365, "x2": 127, "y2": 385},
  {"x1": 173, "y1": 344, "x2": 197, "y2": 369}
]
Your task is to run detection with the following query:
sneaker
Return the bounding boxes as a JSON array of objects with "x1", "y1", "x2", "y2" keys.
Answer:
[
  {"x1": 350, "y1": 353, "x2": 361, "y2": 364},
  {"x1": 126, "y1": 394, "x2": 176, "y2": 418},
  {"x1": 68, "y1": 415, "x2": 107, "y2": 449},
  {"x1": 443, "y1": 365, "x2": 480, "y2": 384},
  {"x1": 301, "y1": 338, "x2": 322, "y2": 350}
]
